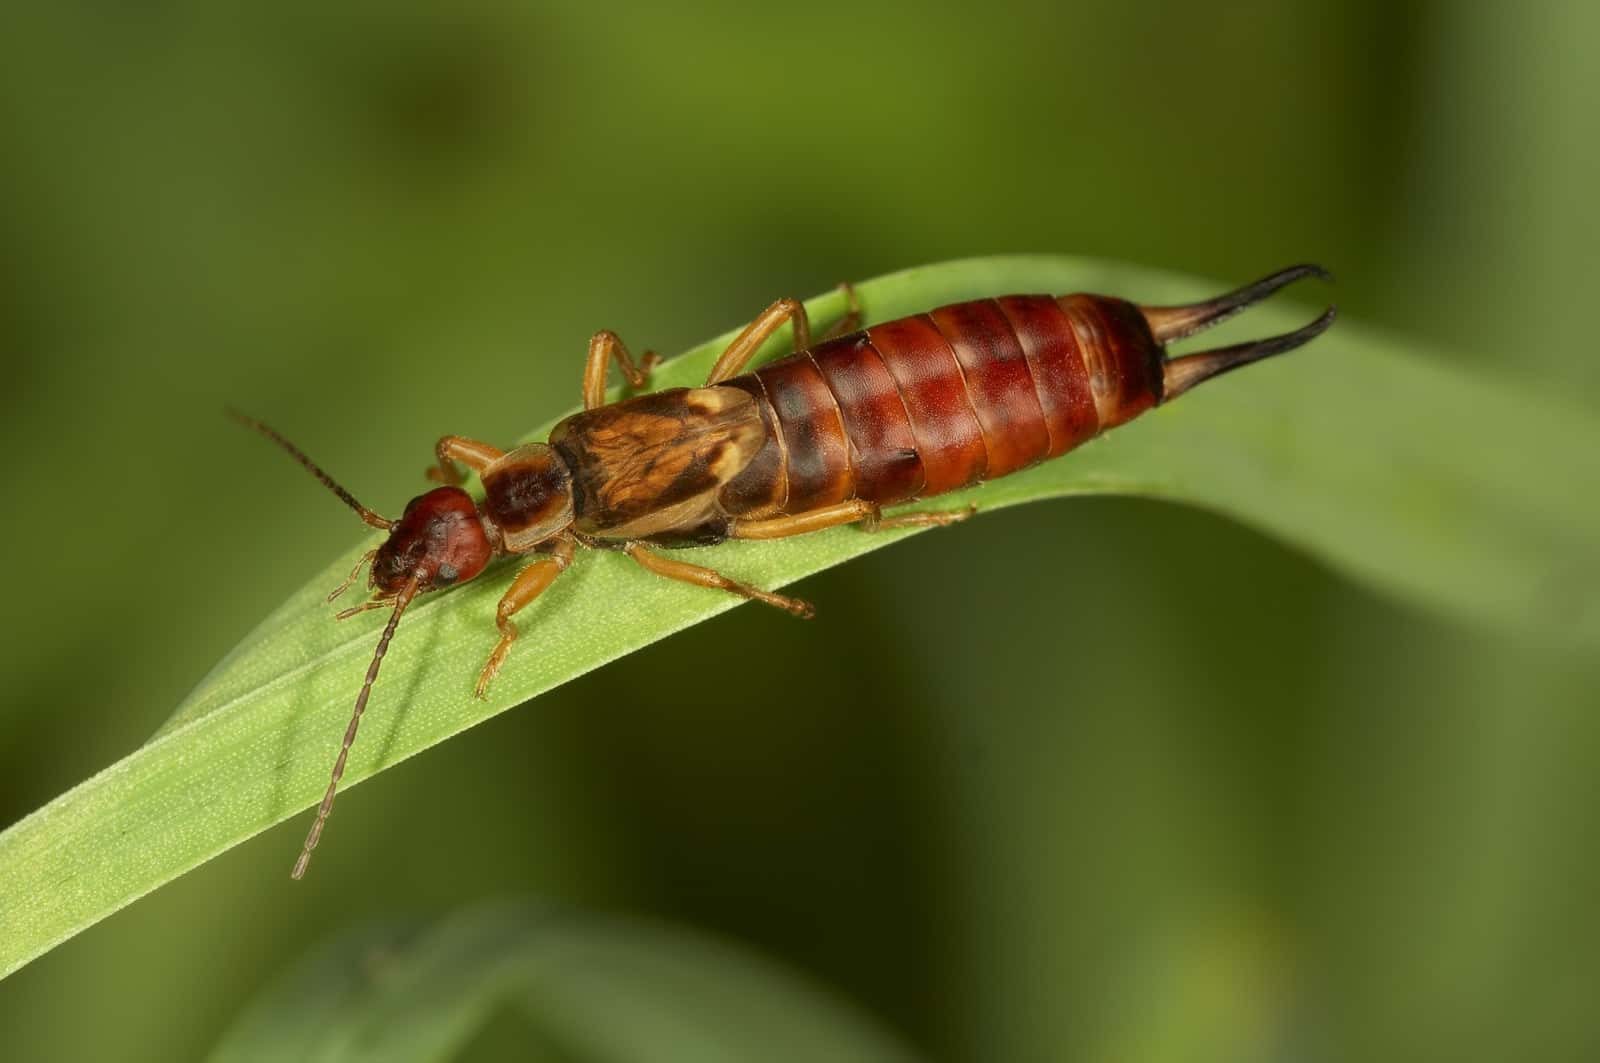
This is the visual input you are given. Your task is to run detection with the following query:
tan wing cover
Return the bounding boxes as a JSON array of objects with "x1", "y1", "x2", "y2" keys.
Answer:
[{"x1": 548, "y1": 386, "x2": 767, "y2": 538}]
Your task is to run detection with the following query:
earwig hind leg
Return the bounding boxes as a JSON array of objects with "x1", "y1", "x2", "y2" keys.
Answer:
[
  {"x1": 705, "y1": 298, "x2": 813, "y2": 384},
  {"x1": 427, "y1": 436, "x2": 505, "y2": 485},
  {"x1": 863, "y1": 503, "x2": 977, "y2": 532},
  {"x1": 475, "y1": 538, "x2": 576, "y2": 699},
  {"x1": 731, "y1": 499, "x2": 877, "y2": 539},
  {"x1": 625, "y1": 543, "x2": 814, "y2": 618},
  {"x1": 584, "y1": 330, "x2": 661, "y2": 410},
  {"x1": 818, "y1": 282, "x2": 862, "y2": 341},
  {"x1": 730, "y1": 499, "x2": 976, "y2": 540}
]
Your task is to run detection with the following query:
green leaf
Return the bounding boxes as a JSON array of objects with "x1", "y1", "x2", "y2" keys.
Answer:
[
  {"x1": 2, "y1": 255, "x2": 1595, "y2": 980},
  {"x1": 207, "y1": 901, "x2": 916, "y2": 1063}
]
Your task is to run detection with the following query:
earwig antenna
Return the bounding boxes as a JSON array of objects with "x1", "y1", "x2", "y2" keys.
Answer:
[
  {"x1": 227, "y1": 409, "x2": 394, "y2": 531},
  {"x1": 292, "y1": 569, "x2": 425, "y2": 880},
  {"x1": 1162, "y1": 305, "x2": 1337, "y2": 401},
  {"x1": 1140, "y1": 263, "x2": 1332, "y2": 343}
]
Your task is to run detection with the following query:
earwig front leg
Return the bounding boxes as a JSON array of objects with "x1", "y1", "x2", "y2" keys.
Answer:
[
  {"x1": 584, "y1": 331, "x2": 661, "y2": 410},
  {"x1": 624, "y1": 543, "x2": 814, "y2": 618},
  {"x1": 328, "y1": 549, "x2": 378, "y2": 602},
  {"x1": 475, "y1": 538, "x2": 577, "y2": 699},
  {"x1": 426, "y1": 436, "x2": 505, "y2": 485},
  {"x1": 730, "y1": 499, "x2": 976, "y2": 540},
  {"x1": 705, "y1": 298, "x2": 813, "y2": 384},
  {"x1": 818, "y1": 282, "x2": 862, "y2": 341}
]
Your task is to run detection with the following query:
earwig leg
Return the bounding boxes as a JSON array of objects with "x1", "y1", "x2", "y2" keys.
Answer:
[
  {"x1": 625, "y1": 543, "x2": 814, "y2": 618},
  {"x1": 730, "y1": 499, "x2": 976, "y2": 540},
  {"x1": 328, "y1": 549, "x2": 378, "y2": 602},
  {"x1": 863, "y1": 503, "x2": 977, "y2": 531},
  {"x1": 427, "y1": 436, "x2": 505, "y2": 485},
  {"x1": 584, "y1": 330, "x2": 662, "y2": 410},
  {"x1": 475, "y1": 538, "x2": 576, "y2": 699},
  {"x1": 818, "y1": 282, "x2": 862, "y2": 341},
  {"x1": 705, "y1": 298, "x2": 813, "y2": 384},
  {"x1": 731, "y1": 500, "x2": 878, "y2": 539}
]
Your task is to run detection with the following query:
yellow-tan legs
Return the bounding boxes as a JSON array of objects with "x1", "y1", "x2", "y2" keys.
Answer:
[
  {"x1": 729, "y1": 498, "x2": 976, "y2": 540},
  {"x1": 705, "y1": 283, "x2": 862, "y2": 384},
  {"x1": 584, "y1": 330, "x2": 661, "y2": 410},
  {"x1": 705, "y1": 298, "x2": 812, "y2": 384},
  {"x1": 427, "y1": 436, "x2": 505, "y2": 485},
  {"x1": 819, "y1": 282, "x2": 862, "y2": 340},
  {"x1": 327, "y1": 548, "x2": 379, "y2": 603},
  {"x1": 624, "y1": 543, "x2": 814, "y2": 618},
  {"x1": 475, "y1": 537, "x2": 577, "y2": 698}
]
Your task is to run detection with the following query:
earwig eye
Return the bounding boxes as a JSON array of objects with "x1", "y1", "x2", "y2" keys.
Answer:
[{"x1": 435, "y1": 562, "x2": 459, "y2": 585}]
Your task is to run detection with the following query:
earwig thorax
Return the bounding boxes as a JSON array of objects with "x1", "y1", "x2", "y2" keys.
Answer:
[{"x1": 479, "y1": 443, "x2": 576, "y2": 552}]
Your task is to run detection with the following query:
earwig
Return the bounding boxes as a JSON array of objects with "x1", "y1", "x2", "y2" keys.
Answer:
[{"x1": 239, "y1": 264, "x2": 1335, "y2": 878}]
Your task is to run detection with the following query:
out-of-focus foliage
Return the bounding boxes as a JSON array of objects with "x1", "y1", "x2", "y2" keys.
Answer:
[
  {"x1": 208, "y1": 902, "x2": 914, "y2": 1063},
  {"x1": 1, "y1": 3, "x2": 1595, "y2": 1061}
]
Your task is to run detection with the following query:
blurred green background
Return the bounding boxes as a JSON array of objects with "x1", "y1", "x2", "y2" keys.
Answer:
[{"x1": 2, "y1": 2, "x2": 1596, "y2": 1060}]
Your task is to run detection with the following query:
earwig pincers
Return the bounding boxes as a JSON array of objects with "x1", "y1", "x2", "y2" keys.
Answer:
[{"x1": 238, "y1": 264, "x2": 1335, "y2": 878}]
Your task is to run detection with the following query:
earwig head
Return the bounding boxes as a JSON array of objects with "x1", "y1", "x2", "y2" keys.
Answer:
[
  {"x1": 229, "y1": 412, "x2": 496, "y2": 878},
  {"x1": 372, "y1": 486, "x2": 495, "y2": 594}
]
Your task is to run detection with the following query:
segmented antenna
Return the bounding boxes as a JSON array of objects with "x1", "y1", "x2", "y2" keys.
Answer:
[
  {"x1": 292, "y1": 569, "x2": 425, "y2": 880},
  {"x1": 228, "y1": 409, "x2": 393, "y2": 530}
]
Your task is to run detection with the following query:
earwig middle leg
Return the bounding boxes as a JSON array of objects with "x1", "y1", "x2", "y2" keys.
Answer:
[
  {"x1": 475, "y1": 538, "x2": 577, "y2": 699},
  {"x1": 584, "y1": 330, "x2": 661, "y2": 410},
  {"x1": 730, "y1": 499, "x2": 977, "y2": 540},
  {"x1": 426, "y1": 436, "x2": 505, "y2": 485},
  {"x1": 624, "y1": 543, "x2": 814, "y2": 618},
  {"x1": 705, "y1": 298, "x2": 813, "y2": 384},
  {"x1": 731, "y1": 500, "x2": 879, "y2": 539}
]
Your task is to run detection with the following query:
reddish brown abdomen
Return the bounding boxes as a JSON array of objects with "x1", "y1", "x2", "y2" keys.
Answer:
[{"x1": 719, "y1": 293, "x2": 1163, "y2": 517}]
